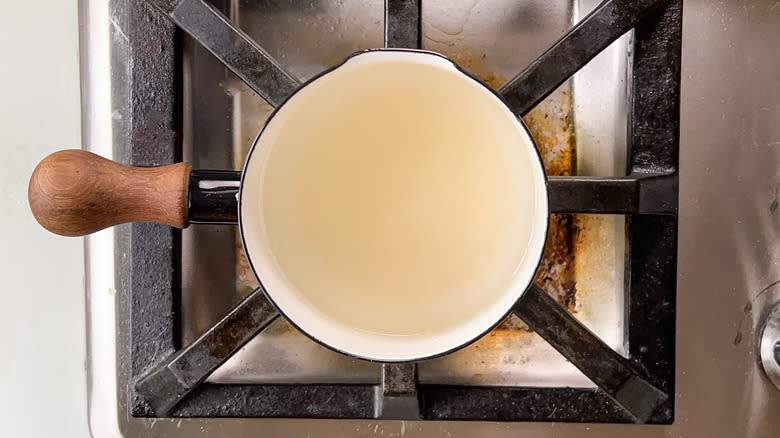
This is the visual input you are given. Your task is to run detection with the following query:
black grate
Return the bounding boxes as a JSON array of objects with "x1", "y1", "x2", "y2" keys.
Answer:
[{"x1": 120, "y1": 0, "x2": 680, "y2": 423}]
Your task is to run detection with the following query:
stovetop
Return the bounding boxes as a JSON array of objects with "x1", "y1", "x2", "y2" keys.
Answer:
[{"x1": 82, "y1": 0, "x2": 780, "y2": 436}]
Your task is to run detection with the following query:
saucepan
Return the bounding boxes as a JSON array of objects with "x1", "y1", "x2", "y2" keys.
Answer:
[{"x1": 30, "y1": 49, "x2": 549, "y2": 362}]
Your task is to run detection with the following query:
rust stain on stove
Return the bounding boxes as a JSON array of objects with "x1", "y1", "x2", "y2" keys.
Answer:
[
  {"x1": 442, "y1": 46, "x2": 508, "y2": 89},
  {"x1": 524, "y1": 89, "x2": 583, "y2": 316}
]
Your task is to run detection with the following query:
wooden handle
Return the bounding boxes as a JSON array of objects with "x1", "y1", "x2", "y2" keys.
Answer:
[{"x1": 28, "y1": 150, "x2": 192, "y2": 236}]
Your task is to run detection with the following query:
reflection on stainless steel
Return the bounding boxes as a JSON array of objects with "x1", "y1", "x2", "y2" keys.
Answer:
[
  {"x1": 236, "y1": 0, "x2": 384, "y2": 81},
  {"x1": 84, "y1": 0, "x2": 780, "y2": 436},
  {"x1": 80, "y1": 0, "x2": 120, "y2": 436},
  {"x1": 208, "y1": 318, "x2": 381, "y2": 384},
  {"x1": 760, "y1": 303, "x2": 780, "y2": 390},
  {"x1": 422, "y1": 0, "x2": 573, "y2": 84}
]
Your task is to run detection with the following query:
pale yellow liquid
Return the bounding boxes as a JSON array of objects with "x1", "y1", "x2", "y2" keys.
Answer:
[{"x1": 258, "y1": 57, "x2": 539, "y2": 337}]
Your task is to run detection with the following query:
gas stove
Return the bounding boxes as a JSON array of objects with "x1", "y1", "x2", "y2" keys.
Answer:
[{"x1": 82, "y1": 0, "x2": 780, "y2": 436}]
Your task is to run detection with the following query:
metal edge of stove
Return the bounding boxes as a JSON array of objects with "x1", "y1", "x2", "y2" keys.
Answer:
[
  {"x1": 83, "y1": 0, "x2": 780, "y2": 437},
  {"x1": 81, "y1": 0, "x2": 120, "y2": 436}
]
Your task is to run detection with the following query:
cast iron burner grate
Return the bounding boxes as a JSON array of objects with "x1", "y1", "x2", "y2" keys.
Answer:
[{"x1": 120, "y1": 0, "x2": 679, "y2": 423}]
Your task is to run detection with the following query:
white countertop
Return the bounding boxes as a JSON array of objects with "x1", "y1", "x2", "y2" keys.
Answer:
[{"x1": 0, "y1": 1, "x2": 89, "y2": 436}]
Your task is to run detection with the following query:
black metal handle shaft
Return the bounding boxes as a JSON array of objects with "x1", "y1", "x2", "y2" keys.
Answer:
[{"x1": 188, "y1": 169, "x2": 241, "y2": 224}]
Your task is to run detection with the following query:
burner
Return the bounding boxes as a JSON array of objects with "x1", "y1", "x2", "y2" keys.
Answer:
[{"x1": 118, "y1": 0, "x2": 679, "y2": 423}]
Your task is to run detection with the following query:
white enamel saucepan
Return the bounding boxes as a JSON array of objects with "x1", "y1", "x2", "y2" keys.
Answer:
[
  {"x1": 28, "y1": 50, "x2": 666, "y2": 421},
  {"x1": 30, "y1": 49, "x2": 549, "y2": 362}
]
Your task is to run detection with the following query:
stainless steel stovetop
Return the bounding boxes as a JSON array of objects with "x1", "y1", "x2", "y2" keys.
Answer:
[{"x1": 82, "y1": 0, "x2": 780, "y2": 436}]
